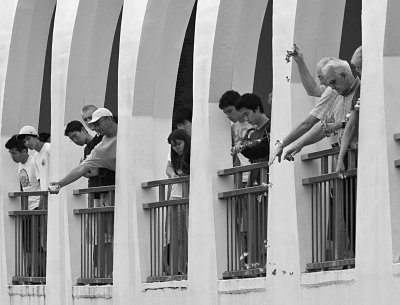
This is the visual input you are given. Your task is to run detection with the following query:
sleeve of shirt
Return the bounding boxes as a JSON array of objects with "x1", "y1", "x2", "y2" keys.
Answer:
[
  {"x1": 80, "y1": 147, "x2": 106, "y2": 172},
  {"x1": 240, "y1": 137, "x2": 269, "y2": 160},
  {"x1": 309, "y1": 87, "x2": 338, "y2": 120}
]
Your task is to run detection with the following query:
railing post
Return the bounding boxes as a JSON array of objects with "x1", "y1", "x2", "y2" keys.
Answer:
[{"x1": 333, "y1": 178, "x2": 345, "y2": 260}]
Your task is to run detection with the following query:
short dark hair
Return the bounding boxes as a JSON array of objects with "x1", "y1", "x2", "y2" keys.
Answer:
[
  {"x1": 218, "y1": 90, "x2": 241, "y2": 110},
  {"x1": 64, "y1": 120, "x2": 86, "y2": 136},
  {"x1": 235, "y1": 93, "x2": 264, "y2": 113},
  {"x1": 5, "y1": 135, "x2": 27, "y2": 152},
  {"x1": 173, "y1": 107, "x2": 192, "y2": 125}
]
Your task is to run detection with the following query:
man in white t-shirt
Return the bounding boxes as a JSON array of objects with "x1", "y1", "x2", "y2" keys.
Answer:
[
  {"x1": 5, "y1": 135, "x2": 41, "y2": 210},
  {"x1": 17, "y1": 126, "x2": 50, "y2": 193}
]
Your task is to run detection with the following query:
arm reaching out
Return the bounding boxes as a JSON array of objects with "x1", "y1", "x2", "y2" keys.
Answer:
[{"x1": 49, "y1": 165, "x2": 90, "y2": 194}]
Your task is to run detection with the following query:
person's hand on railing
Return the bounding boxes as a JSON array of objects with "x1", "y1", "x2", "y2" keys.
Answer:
[
  {"x1": 336, "y1": 158, "x2": 346, "y2": 179},
  {"x1": 48, "y1": 182, "x2": 61, "y2": 194},
  {"x1": 268, "y1": 140, "x2": 284, "y2": 165},
  {"x1": 283, "y1": 144, "x2": 302, "y2": 161}
]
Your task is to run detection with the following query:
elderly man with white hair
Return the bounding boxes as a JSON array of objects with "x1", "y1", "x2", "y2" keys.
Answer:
[{"x1": 49, "y1": 108, "x2": 117, "y2": 194}]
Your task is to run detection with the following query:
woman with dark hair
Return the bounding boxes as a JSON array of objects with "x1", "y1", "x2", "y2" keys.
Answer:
[
  {"x1": 167, "y1": 129, "x2": 191, "y2": 183},
  {"x1": 164, "y1": 129, "x2": 191, "y2": 275}
]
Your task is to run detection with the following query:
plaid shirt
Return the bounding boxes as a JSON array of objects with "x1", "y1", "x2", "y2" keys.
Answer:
[
  {"x1": 309, "y1": 86, "x2": 339, "y2": 120},
  {"x1": 322, "y1": 78, "x2": 361, "y2": 145}
]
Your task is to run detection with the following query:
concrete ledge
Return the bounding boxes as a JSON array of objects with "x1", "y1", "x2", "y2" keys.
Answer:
[
  {"x1": 217, "y1": 277, "x2": 266, "y2": 294},
  {"x1": 301, "y1": 269, "x2": 356, "y2": 288},
  {"x1": 8, "y1": 285, "x2": 46, "y2": 297},
  {"x1": 393, "y1": 263, "x2": 400, "y2": 276},
  {"x1": 141, "y1": 280, "x2": 188, "y2": 292},
  {"x1": 72, "y1": 285, "x2": 113, "y2": 299}
]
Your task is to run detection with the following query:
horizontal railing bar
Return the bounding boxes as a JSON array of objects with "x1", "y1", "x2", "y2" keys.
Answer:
[
  {"x1": 218, "y1": 185, "x2": 268, "y2": 199},
  {"x1": 12, "y1": 276, "x2": 46, "y2": 284},
  {"x1": 8, "y1": 191, "x2": 48, "y2": 197},
  {"x1": 222, "y1": 269, "x2": 266, "y2": 279},
  {"x1": 301, "y1": 147, "x2": 357, "y2": 161},
  {"x1": 141, "y1": 176, "x2": 189, "y2": 188},
  {"x1": 217, "y1": 161, "x2": 269, "y2": 176},
  {"x1": 146, "y1": 275, "x2": 187, "y2": 283},
  {"x1": 142, "y1": 198, "x2": 189, "y2": 209},
  {"x1": 395, "y1": 159, "x2": 400, "y2": 168},
  {"x1": 73, "y1": 206, "x2": 115, "y2": 214},
  {"x1": 301, "y1": 147, "x2": 340, "y2": 161},
  {"x1": 77, "y1": 278, "x2": 113, "y2": 285},
  {"x1": 8, "y1": 210, "x2": 48, "y2": 216},
  {"x1": 306, "y1": 258, "x2": 355, "y2": 271},
  {"x1": 302, "y1": 169, "x2": 357, "y2": 185},
  {"x1": 394, "y1": 133, "x2": 400, "y2": 141},
  {"x1": 73, "y1": 185, "x2": 115, "y2": 195}
]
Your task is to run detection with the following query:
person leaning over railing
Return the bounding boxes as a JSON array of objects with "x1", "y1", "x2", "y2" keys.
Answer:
[
  {"x1": 49, "y1": 108, "x2": 117, "y2": 194},
  {"x1": 269, "y1": 44, "x2": 339, "y2": 165},
  {"x1": 278, "y1": 58, "x2": 361, "y2": 161},
  {"x1": 218, "y1": 90, "x2": 253, "y2": 187},
  {"x1": 5, "y1": 135, "x2": 42, "y2": 210},
  {"x1": 232, "y1": 93, "x2": 270, "y2": 187},
  {"x1": 336, "y1": 46, "x2": 362, "y2": 178}
]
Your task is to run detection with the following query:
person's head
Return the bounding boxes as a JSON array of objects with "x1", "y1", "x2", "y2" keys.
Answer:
[
  {"x1": 351, "y1": 46, "x2": 362, "y2": 76},
  {"x1": 316, "y1": 57, "x2": 337, "y2": 86},
  {"x1": 173, "y1": 108, "x2": 192, "y2": 136},
  {"x1": 322, "y1": 59, "x2": 355, "y2": 95},
  {"x1": 17, "y1": 126, "x2": 42, "y2": 151},
  {"x1": 81, "y1": 105, "x2": 98, "y2": 131},
  {"x1": 5, "y1": 135, "x2": 29, "y2": 164},
  {"x1": 168, "y1": 129, "x2": 191, "y2": 175},
  {"x1": 235, "y1": 93, "x2": 264, "y2": 126},
  {"x1": 218, "y1": 90, "x2": 242, "y2": 123},
  {"x1": 88, "y1": 108, "x2": 116, "y2": 136},
  {"x1": 64, "y1": 120, "x2": 90, "y2": 146}
]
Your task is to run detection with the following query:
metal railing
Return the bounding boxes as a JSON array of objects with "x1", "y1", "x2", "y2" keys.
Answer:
[
  {"x1": 8, "y1": 191, "x2": 48, "y2": 284},
  {"x1": 302, "y1": 147, "x2": 357, "y2": 271},
  {"x1": 218, "y1": 162, "x2": 269, "y2": 279},
  {"x1": 73, "y1": 186, "x2": 115, "y2": 285},
  {"x1": 142, "y1": 176, "x2": 189, "y2": 282}
]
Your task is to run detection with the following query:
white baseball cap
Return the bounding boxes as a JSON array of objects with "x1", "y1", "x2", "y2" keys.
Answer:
[
  {"x1": 17, "y1": 126, "x2": 38, "y2": 139},
  {"x1": 88, "y1": 108, "x2": 113, "y2": 124}
]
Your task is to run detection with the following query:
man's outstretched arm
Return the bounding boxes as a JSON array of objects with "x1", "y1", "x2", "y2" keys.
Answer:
[
  {"x1": 269, "y1": 114, "x2": 319, "y2": 164},
  {"x1": 49, "y1": 165, "x2": 90, "y2": 193}
]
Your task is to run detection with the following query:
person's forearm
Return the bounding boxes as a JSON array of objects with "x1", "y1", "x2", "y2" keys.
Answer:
[
  {"x1": 281, "y1": 116, "x2": 319, "y2": 148},
  {"x1": 296, "y1": 124, "x2": 325, "y2": 148},
  {"x1": 296, "y1": 60, "x2": 323, "y2": 97},
  {"x1": 338, "y1": 112, "x2": 358, "y2": 161},
  {"x1": 57, "y1": 166, "x2": 89, "y2": 188},
  {"x1": 166, "y1": 164, "x2": 176, "y2": 178}
]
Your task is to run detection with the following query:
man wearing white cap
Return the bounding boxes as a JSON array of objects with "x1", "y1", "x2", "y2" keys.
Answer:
[
  {"x1": 49, "y1": 108, "x2": 117, "y2": 194},
  {"x1": 18, "y1": 126, "x2": 50, "y2": 193}
]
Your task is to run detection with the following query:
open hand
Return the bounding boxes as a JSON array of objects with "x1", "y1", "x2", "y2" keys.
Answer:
[
  {"x1": 269, "y1": 143, "x2": 283, "y2": 165},
  {"x1": 283, "y1": 145, "x2": 302, "y2": 161}
]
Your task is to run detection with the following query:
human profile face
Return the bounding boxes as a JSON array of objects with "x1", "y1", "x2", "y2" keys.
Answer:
[
  {"x1": 325, "y1": 70, "x2": 350, "y2": 95},
  {"x1": 222, "y1": 105, "x2": 241, "y2": 123},
  {"x1": 171, "y1": 139, "x2": 185, "y2": 156},
  {"x1": 8, "y1": 148, "x2": 25, "y2": 163},
  {"x1": 238, "y1": 107, "x2": 258, "y2": 125},
  {"x1": 176, "y1": 120, "x2": 192, "y2": 136},
  {"x1": 91, "y1": 117, "x2": 109, "y2": 136},
  {"x1": 81, "y1": 110, "x2": 96, "y2": 131},
  {"x1": 67, "y1": 130, "x2": 86, "y2": 146},
  {"x1": 23, "y1": 136, "x2": 38, "y2": 150}
]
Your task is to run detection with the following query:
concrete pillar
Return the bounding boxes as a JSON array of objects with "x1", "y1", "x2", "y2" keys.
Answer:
[
  {"x1": 113, "y1": 0, "x2": 148, "y2": 304},
  {"x1": 0, "y1": 2, "x2": 18, "y2": 303},
  {"x1": 47, "y1": 1, "x2": 80, "y2": 305},
  {"x1": 267, "y1": 1, "x2": 301, "y2": 304},
  {"x1": 186, "y1": 0, "x2": 221, "y2": 304},
  {"x1": 355, "y1": 0, "x2": 395, "y2": 304}
]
